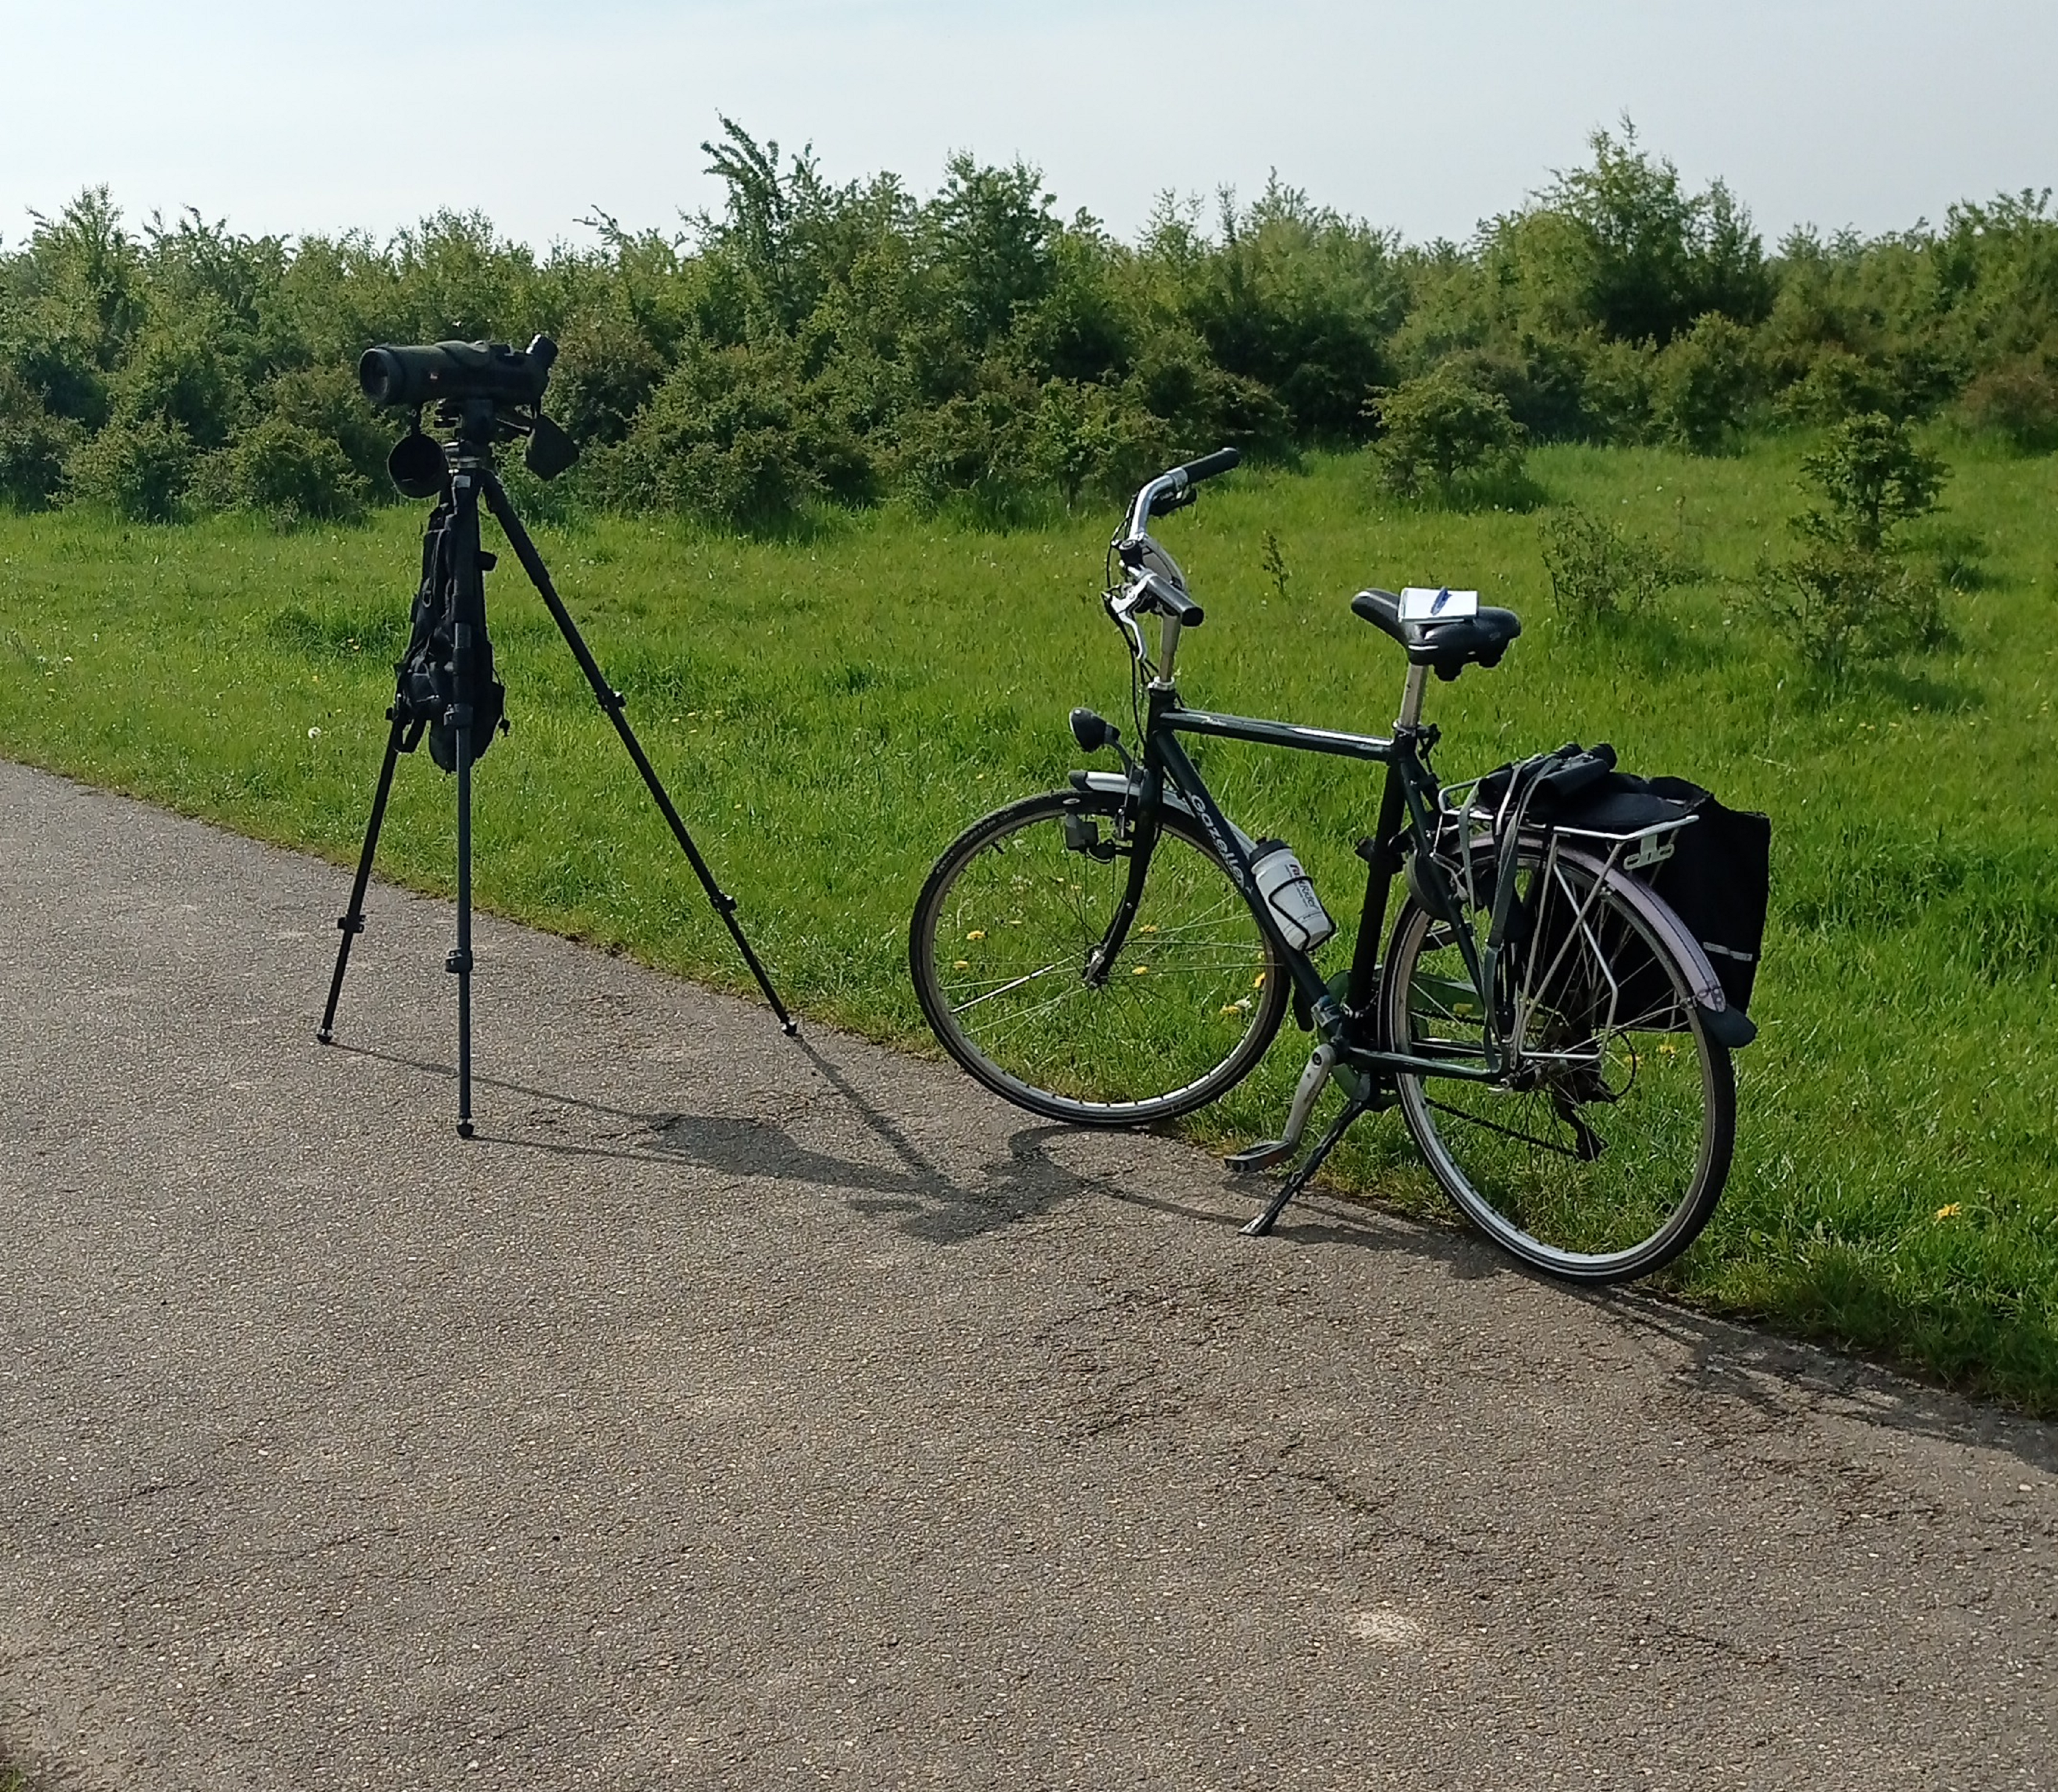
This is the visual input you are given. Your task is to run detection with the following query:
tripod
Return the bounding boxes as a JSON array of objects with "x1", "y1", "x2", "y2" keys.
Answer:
[{"x1": 317, "y1": 404, "x2": 795, "y2": 1136}]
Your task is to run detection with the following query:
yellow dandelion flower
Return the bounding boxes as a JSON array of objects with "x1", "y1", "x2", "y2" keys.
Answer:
[
  {"x1": 953, "y1": 959, "x2": 971, "y2": 970},
  {"x1": 1935, "y1": 1203, "x2": 1962, "y2": 1219},
  {"x1": 1253, "y1": 972, "x2": 1266, "y2": 989},
  {"x1": 966, "y1": 930, "x2": 986, "y2": 941},
  {"x1": 1132, "y1": 964, "x2": 1150, "y2": 976}
]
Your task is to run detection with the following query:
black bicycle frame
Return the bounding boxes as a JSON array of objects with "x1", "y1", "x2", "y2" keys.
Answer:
[{"x1": 1096, "y1": 681, "x2": 1501, "y2": 1084}]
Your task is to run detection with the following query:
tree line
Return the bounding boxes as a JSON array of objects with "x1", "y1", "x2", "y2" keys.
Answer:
[{"x1": 1, "y1": 120, "x2": 2053, "y2": 527}]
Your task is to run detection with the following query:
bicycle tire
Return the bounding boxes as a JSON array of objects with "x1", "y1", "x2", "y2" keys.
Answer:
[
  {"x1": 1381, "y1": 845, "x2": 1736, "y2": 1283},
  {"x1": 910, "y1": 789, "x2": 1291, "y2": 1125}
]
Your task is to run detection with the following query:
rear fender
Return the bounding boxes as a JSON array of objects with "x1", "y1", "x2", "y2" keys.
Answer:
[{"x1": 1548, "y1": 837, "x2": 1756, "y2": 1049}]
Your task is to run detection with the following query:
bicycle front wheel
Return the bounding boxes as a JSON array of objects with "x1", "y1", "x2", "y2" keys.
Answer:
[
  {"x1": 910, "y1": 790, "x2": 1289, "y2": 1125},
  {"x1": 1382, "y1": 847, "x2": 1735, "y2": 1283}
]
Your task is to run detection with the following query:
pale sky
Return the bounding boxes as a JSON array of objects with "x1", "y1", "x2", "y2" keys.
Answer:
[{"x1": 3, "y1": 0, "x2": 2053, "y2": 254}]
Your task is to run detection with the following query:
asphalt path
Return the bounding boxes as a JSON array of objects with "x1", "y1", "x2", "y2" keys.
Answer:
[{"x1": 1, "y1": 758, "x2": 2054, "y2": 1791}]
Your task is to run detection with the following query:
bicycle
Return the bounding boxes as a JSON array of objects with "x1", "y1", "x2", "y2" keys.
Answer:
[{"x1": 908, "y1": 450, "x2": 1757, "y2": 1283}]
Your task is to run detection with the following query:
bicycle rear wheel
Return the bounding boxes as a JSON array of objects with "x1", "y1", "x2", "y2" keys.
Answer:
[
  {"x1": 1381, "y1": 846, "x2": 1735, "y2": 1283},
  {"x1": 910, "y1": 790, "x2": 1289, "y2": 1125}
]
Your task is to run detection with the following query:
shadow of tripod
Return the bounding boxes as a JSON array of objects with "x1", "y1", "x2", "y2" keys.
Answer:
[{"x1": 317, "y1": 336, "x2": 795, "y2": 1135}]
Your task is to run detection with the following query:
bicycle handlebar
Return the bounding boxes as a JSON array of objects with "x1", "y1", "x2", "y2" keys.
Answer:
[
  {"x1": 1177, "y1": 447, "x2": 1241, "y2": 485},
  {"x1": 1133, "y1": 570, "x2": 1203, "y2": 628},
  {"x1": 1124, "y1": 447, "x2": 1241, "y2": 541}
]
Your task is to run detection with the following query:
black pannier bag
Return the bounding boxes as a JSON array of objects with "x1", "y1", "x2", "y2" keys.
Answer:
[{"x1": 1473, "y1": 744, "x2": 1770, "y2": 1026}]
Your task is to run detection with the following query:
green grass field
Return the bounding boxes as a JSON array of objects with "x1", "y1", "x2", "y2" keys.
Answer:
[{"x1": 5, "y1": 439, "x2": 2057, "y2": 1406}]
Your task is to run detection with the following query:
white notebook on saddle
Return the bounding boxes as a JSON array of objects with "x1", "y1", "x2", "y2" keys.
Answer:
[{"x1": 1400, "y1": 587, "x2": 1480, "y2": 621}]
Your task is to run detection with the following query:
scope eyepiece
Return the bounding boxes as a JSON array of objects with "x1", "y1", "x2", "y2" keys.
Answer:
[{"x1": 358, "y1": 334, "x2": 559, "y2": 409}]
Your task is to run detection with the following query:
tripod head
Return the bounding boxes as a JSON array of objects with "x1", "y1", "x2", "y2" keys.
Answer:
[{"x1": 362, "y1": 333, "x2": 581, "y2": 499}]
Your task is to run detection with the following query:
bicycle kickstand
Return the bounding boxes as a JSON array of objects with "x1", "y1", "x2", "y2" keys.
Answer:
[{"x1": 1242, "y1": 1091, "x2": 1370, "y2": 1238}]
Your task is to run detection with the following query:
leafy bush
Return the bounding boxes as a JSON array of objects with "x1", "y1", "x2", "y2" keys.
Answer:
[
  {"x1": 1181, "y1": 177, "x2": 1405, "y2": 441},
  {"x1": 1760, "y1": 411, "x2": 1954, "y2": 669},
  {"x1": 1538, "y1": 504, "x2": 1696, "y2": 625},
  {"x1": 1760, "y1": 541, "x2": 1945, "y2": 670},
  {"x1": 0, "y1": 367, "x2": 79, "y2": 508},
  {"x1": 254, "y1": 364, "x2": 394, "y2": 489},
  {"x1": 599, "y1": 341, "x2": 866, "y2": 527},
  {"x1": 192, "y1": 416, "x2": 369, "y2": 525},
  {"x1": 891, "y1": 383, "x2": 1034, "y2": 517},
  {"x1": 1798, "y1": 411, "x2": 1948, "y2": 553},
  {"x1": 549, "y1": 307, "x2": 668, "y2": 447},
  {"x1": 1652, "y1": 312, "x2": 1757, "y2": 452},
  {"x1": 113, "y1": 317, "x2": 241, "y2": 449},
  {"x1": 1775, "y1": 349, "x2": 1901, "y2": 427},
  {"x1": 1368, "y1": 362, "x2": 1525, "y2": 502},
  {"x1": 63, "y1": 413, "x2": 193, "y2": 520},
  {"x1": 1026, "y1": 378, "x2": 1171, "y2": 510},
  {"x1": 1956, "y1": 353, "x2": 2058, "y2": 452},
  {"x1": 1533, "y1": 123, "x2": 1772, "y2": 346},
  {"x1": 5, "y1": 138, "x2": 2058, "y2": 527}
]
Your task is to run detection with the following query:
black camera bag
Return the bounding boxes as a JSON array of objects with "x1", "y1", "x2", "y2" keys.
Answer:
[{"x1": 394, "y1": 510, "x2": 505, "y2": 773}]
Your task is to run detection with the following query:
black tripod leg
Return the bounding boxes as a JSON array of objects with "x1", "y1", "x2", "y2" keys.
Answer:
[
  {"x1": 479, "y1": 474, "x2": 798, "y2": 1035},
  {"x1": 449, "y1": 721, "x2": 475, "y2": 1139},
  {"x1": 319, "y1": 710, "x2": 408, "y2": 1043},
  {"x1": 1242, "y1": 1096, "x2": 1369, "y2": 1238}
]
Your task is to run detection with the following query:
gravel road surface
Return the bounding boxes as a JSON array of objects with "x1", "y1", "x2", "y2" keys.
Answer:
[{"x1": 1, "y1": 759, "x2": 2053, "y2": 1790}]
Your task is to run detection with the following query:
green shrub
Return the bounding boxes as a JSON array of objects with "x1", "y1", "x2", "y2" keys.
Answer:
[
  {"x1": 5, "y1": 143, "x2": 2058, "y2": 531},
  {"x1": 192, "y1": 416, "x2": 368, "y2": 525},
  {"x1": 254, "y1": 364, "x2": 394, "y2": 490},
  {"x1": 549, "y1": 308, "x2": 667, "y2": 447},
  {"x1": 891, "y1": 385, "x2": 1034, "y2": 516},
  {"x1": 1776, "y1": 349, "x2": 1902, "y2": 427},
  {"x1": 0, "y1": 367, "x2": 80, "y2": 508},
  {"x1": 1569, "y1": 335, "x2": 1658, "y2": 443},
  {"x1": 600, "y1": 340, "x2": 869, "y2": 527},
  {"x1": 1533, "y1": 123, "x2": 1772, "y2": 346},
  {"x1": 1367, "y1": 361, "x2": 1526, "y2": 502},
  {"x1": 113, "y1": 318, "x2": 240, "y2": 449},
  {"x1": 1182, "y1": 176, "x2": 1405, "y2": 442},
  {"x1": 5, "y1": 322, "x2": 111, "y2": 429},
  {"x1": 63, "y1": 413, "x2": 194, "y2": 520},
  {"x1": 1652, "y1": 312, "x2": 1757, "y2": 452},
  {"x1": 1538, "y1": 503, "x2": 1696, "y2": 625},
  {"x1": 1956, "y1": 353, "x2": 2058, "y2": 453},
  {"x1": 1759, "y1": 411, "x2": 1954, "y2": 669},
  {"x1": 1760, "y1": 539, "x2": 1945, "y2": 669},
  {"x1": 1026, "y1": 378, "x2": 1172, "y2": 509},
  {"x1": 1798, "y1": 411, "x2": 1948, "y2": 553}
]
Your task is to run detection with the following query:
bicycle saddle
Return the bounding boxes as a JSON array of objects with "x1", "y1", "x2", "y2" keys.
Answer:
[{"x1": 1352, "y1": 588, "x2": 1522, "y2": 680}]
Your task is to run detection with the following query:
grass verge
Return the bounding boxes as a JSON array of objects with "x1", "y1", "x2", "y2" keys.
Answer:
[{"x1": 4, "y1": 439, "x2": 2057, "y2": 1406}]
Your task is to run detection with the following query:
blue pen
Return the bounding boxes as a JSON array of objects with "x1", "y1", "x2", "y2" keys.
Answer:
[{"x1": 1431, "y1": 587, "x2": 1451, "y2": 614}]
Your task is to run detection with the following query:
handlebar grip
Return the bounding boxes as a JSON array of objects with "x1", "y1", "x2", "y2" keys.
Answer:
[
  {"x1": 1135, "y1": 578, "x2": 1204, "y2": 628},
  {"x1": 1177, "y1": 446, "x2": 1241, "y2": 485}
]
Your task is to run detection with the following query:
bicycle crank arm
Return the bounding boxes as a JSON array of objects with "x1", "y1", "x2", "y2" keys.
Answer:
[{"x1": 1225, "y1": 1043, "x2": 1338, "y2": 1174}]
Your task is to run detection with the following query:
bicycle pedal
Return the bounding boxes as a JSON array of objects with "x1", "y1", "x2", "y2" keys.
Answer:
[{"x1": 1225, "y1": 1139, "x2": 1297, "y2": 1174}]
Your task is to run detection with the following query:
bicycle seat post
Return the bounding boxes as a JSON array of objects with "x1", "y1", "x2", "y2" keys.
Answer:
[{"x1": 1397, "y1": 662, "x2": 1429, "y2": 731}]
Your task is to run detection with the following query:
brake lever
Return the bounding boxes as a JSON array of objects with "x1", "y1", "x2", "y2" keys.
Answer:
[{"x1": 1104, "y1": 588, "x2": 1153, "y2": 669}]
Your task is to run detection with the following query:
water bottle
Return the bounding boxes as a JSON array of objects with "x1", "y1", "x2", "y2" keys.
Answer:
[{"x1": 1250, "y1": 839, "x2": 1335, "y2": 952}]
